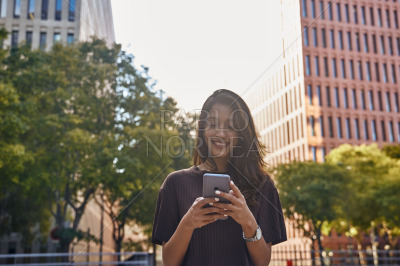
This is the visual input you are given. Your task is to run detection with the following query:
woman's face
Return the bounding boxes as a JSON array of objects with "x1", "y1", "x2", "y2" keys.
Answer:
[{"x1": 203, "y1": 103, "x2": 239, "y2": 159}]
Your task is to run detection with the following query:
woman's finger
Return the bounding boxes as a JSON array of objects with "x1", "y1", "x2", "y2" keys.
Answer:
[
  {"x1": 215, "y1": 190, "x2": 239, "y2": 204},
  {"x1": 229, "y1": 181, "x2": 244, "y2": 198}
]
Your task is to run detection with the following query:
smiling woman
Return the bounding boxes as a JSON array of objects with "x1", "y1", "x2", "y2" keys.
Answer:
[{"x1": 151, "y1": 89, "x2": 287, "y2": 266}]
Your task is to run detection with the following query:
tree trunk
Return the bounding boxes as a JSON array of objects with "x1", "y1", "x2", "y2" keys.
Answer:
[
  {"x1": 369, "y1": 225, "x2": 379, "y2": 266},
  {"x1": 357, "y1": 241, "x2": 367, "y2": 266},
  {"x1": 316, "y1": 228, "x2": 325, "y2": 266},
  {"x1": 310, "y1": 239, "x2": 316, "y2": 266}
]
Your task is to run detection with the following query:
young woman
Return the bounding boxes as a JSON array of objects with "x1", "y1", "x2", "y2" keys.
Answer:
[{"x1": 152, "y1": 89, "x2": 286, "y2": 265}]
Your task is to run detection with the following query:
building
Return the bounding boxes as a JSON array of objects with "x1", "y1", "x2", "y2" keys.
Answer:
[
  {"x1": 0, "y1": 0, "x2": 117, "y2": 260},
  {"x1": 0, "y1": 0, "x2": 115, "y2": 50},
  {"x1": 244, "y1": 0, "x2": 400, "y2": 263}
]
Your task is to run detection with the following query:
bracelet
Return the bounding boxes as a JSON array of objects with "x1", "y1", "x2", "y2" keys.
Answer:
[{"x1": 242, "y1": 225, "x2": 262, "y2": 242}]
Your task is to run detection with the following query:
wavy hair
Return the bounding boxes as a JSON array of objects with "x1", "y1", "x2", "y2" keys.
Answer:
[{"x1": 193, "y1": 89, "x2": 271, "y2": 208}]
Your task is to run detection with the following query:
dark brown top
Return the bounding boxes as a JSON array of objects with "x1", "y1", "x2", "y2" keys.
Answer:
[{"x1": 151, "y1": 166, "x2": 287, "y2": 266}]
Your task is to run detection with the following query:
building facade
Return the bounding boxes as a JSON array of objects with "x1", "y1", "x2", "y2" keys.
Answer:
[
  {"x1": 244, "y1": 0, "x2": 400, "y2": 263},
  {"x1": 0, "y1": 0, "x2": 115, "y2": 50}
]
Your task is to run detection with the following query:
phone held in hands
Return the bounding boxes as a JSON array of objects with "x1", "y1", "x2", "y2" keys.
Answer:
[{"x1": 203, "y1": 173, "x2": 231, "y2": 220}]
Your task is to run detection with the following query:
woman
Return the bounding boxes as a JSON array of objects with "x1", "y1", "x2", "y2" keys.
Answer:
[{"x1": 152, "y1": 89, "x2": 286, "y2": 265}]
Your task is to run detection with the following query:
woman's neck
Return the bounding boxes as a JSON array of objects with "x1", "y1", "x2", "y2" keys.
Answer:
[{"x1": 200, "y1": 158, "x2": 228, "y2": 172}]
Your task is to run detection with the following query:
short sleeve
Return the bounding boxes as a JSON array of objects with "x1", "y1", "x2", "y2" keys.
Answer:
[
  {"x1": 151, "y1": 186, "x2": 180, "y2": 245},
  {"x1": 257, "y1": 183, "x2": 287, "y2": 245}
]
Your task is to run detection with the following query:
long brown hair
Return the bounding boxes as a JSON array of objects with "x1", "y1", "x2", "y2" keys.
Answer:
[{"x1": 193, "y1": 89, "x2": 271, "y2": 207}]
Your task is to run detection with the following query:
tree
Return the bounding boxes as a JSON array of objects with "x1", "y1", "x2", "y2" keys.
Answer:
[
  {"x1": 274, "y1": 161, "x2": 348, "y2": 266},
  {"x1": 326, "y1": 144, "x2": 395, "y2": 265}
]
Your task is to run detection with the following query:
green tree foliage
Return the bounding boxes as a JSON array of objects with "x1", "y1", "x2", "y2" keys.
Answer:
[{"x1": 275, "y1": 161, "x2": 348, "y2": 266}]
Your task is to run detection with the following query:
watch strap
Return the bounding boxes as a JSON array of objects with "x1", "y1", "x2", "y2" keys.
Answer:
[{"x1": 242, "y1": 225, "x2": 262, "y2": 242}]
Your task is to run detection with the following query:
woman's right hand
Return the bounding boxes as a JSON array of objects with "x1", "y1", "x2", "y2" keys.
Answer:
[{"x1": 181, "y1": 197, "x2": 225, "y2": 230}]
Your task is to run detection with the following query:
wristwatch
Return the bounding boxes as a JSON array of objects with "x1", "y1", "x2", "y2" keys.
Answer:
[{"x1": 243, "y1": 225, "x2": 262, "y2": 242}]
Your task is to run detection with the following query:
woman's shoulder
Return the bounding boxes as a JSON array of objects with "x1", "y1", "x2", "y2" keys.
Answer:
[{"x1": 160, "y1": 166, "x2": 199, "y2": 190}]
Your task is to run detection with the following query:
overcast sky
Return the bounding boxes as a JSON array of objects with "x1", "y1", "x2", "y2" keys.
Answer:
[{"x1": 111, "y1": 0, "x2": 282, "y2": 112}]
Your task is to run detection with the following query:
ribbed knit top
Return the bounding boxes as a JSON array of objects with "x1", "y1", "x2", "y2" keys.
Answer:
[{"x1": 151, "y1": 166, "x2": 287, "y2": 266}]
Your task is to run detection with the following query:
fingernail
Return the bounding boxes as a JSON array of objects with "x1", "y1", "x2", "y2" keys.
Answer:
[
  {"x1": 215, "y1": 190, "x2": 221, "y2": 195},
  {"x1": 224, "y1": 214, "x2": 228, "y2": 217},
  {"x1": 215, "y1": 197, "x2": 219, "y2": 201},
  {"x1": 230, "y1": 181, "x2": 234, "y2": 184},
  {"x1": 224, "y1": 208, "x2": 227, "y2": 211},
  {"x1": 209, "y1": 202, "x2": 213, "y2": 205}
]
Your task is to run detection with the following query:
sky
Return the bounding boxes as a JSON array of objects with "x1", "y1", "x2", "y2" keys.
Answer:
[{"x1": 111, "y1": 0, "x2": 282, "y2": 112}]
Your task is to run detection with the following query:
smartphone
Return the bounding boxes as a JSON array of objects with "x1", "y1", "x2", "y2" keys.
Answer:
[{"x1": 203, "y1": 173, "x2": 231, "y2": 220}]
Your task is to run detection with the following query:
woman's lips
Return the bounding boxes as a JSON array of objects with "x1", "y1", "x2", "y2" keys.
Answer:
[{"x1": 212, "y1": 139, "x2": 229, "y2": 148}]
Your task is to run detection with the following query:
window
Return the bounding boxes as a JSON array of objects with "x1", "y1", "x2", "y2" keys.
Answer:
[
  {"x1": 328, "y1": 116, "x2": 333, "y2": 137},
  {"x1": 0, "y1": 0, "x2": 7, "y2": 18},
  {"x1": 346, "y1": 118, "x2": 351, "y2": 139},
  {"x1": 337, "y1": 117, "x2": 342, "y2": 138},
  {"x1": 372, "y1": 34, "x2": 377, "y2": 53},
  {"x1": 67, "y1": 33, "x2": 74, "y2": 45},
  {"x1": 361, "y1": 6, "x2": 366, "y2": 25},
  {"x1": 53, "y1": 33, "x2": 61, "y2": 43},
  {"x1": 310, "y1": 116, "x2": 315, "y2": 136},
  {"x1": 11, "y1": 30, "x2": 18, "y2": 48},
  {"x1": 392, "y1": 64, "x2": 397, "y2": 84},
  {"x1": 386, "y1": 92, "x2": 391, "y2": 112},
  {"x1": 55, "y1": 0, "x2": 62, "y2": 20},
  {"x1": 364, "y1": 119, "x2": 369, "y2": 140},
  {"x1": 355, "y1": 118, "x2": 360, "y2": 139},
  {"x1": 311, "y1": 0, "x2": 316, "y2": 18},
  {"x1": 389, "y1": 121, "x2": 394, "y2": 142},
  {"x1": 395, "y1": 93, "x2": 399, "y2": 112},
  {"x1": 347, "y1": 31, "x2": 352, "y2": 50},
  {"x1": 40, "y1": 32, "x2": 47, "y2": 51},
  {"x1": 27, "y1": 0, "x2": 35, "y2": 19},
  {"x1": 13, "y1": 0, "x2": 21, "y2": 18},
  {"x1": 330, "y1": 29, "x2": 335, "y2": 48},
  {"x1": 26, "y1": 31, "x2": 33, "y2": 47},
  {"x1": 312, "y1": 28, "x2": 318, "y2": 46},
  {"x1": 381, "y1": 120, "x2": 386, "y2": 141},
  {"x1": 371, "y1": 120, "x2": 377, "y2": 141},
  {"x1": 315, "y1": 56, "x2": 320, "y2": 76},
  {"x1": 369, "y1": 90, "x2": 374, "y2": 110},
  {"x1": 366, "y1": 62, "x2": 371, "y2": 81},
  {"x1": 375, "y1": 62, "x2": 380, "y2": 82},
  {"x1": 338, "y1": 30, "x2": 343, "y2": 50},
  {"x1": 41, "y1": 0, "x2": 48, "y2": 20},
  {"x1": 320, "y1": 116, "x2": 324, "y2": 137},
  {"x1": 320, "y1": 1, "x2": 324, "y2": 19},
  {"x1": 341, "y1": 59, "x2": 346, "y2": 78},
  {"x1": 388, "y1": 37, "x2": 393, "y2": 55},
  {"x1": 395, "y1": 11, "x2": 399, "y2": 29},
  {"x1": 332, "y1": 58, "x2": 337, "y2": 78},
  {"x1": 363, "y1": 33, "x2": 369, "y2": 52},
  {"x1": 352, "y1": 89, "x2": 357, "y2": 109},
  {"x1": 361, "y1": 90, "x2": 366, "y2": 110},
  {"x1": 322, "y1": 29, "x2": 326, "y2": 47},
  {"x1": 386, "y1": 9, "x2": 391, "y2": 28},
  {"x1": 380, "y1": 36, "x2": 385, "y2": 54},
  {"x1": 328, "y1": 2, "x2": 333, "y2": 20},
  {"x1": 370, "y1": 7, "x2": 375, "y2": 26},
  {"x1": 304, "y1": 27, "x2": 309, "y2": 46},
  {"x1": 358, "y1": 61, "x2": 363, "y2": 80},
  {"x1": 317, "y1": 86, "x2": 322, "y2": 106},
  {"x1": 326, "y1": 86, "x2": 331, "y2": 107},
  {"x1": 355, "y1": 33, "x2": 360, "y2": 51},
  {"x1": 311, "y1": 146, "x2": 317, "y2": 161},
  {"x1": 343, "y1": 88, "x2": 349, "y2": 108},
  {"x1": 334, "y1": 87, "x2": 340, "y2": 107},
  {"x1": 324, "y1": 57, "x2": 328, "y2": 77},
  {"x1": 382, "y1": 63, "x2": 388, "y2": 83},
  {"x1": 378, "y1": 8, "x2": 382, "y2": 27},
  {"x1": 337, "y1": 3, "x2": 341, "y2": 21},
  {"x1": 306, "y1": 56, "x2": 311, "y2": 76},
  {"x1": 345, "y1": 4, "x2": 350, "y2": 22},
  {"x1": 302, "y1": 0, "x2": 307, "y2": 17},
  {"x1": 378, "y1": 91, "x2": 383, "y2": 111},
  {"x1": 353, "y1": 5, "x2": 358, "y2": 24},
  {"x1": 349, "y1": 60, "x2": 354, "y2": 79},
  {"x1": 69, "y1": 0, "x2": 75, "y2": 21},
  {"x1": 307, "y1": 85, "x2": 313, "y2": 105}
]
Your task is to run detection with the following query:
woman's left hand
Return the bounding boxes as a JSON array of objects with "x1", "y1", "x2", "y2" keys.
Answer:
[{"x1": 212, "y1": 181, "x2": 256, "y2": 227}]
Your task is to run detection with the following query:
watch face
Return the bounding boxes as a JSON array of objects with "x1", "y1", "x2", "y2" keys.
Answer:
[{"x1": 256, "y1": 227, "x2": 262, "y2": 240}]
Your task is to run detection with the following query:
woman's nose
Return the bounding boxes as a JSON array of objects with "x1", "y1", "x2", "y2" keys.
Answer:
[{"x1": 215, "y1": 128, "x2": 227, "y2": 138}]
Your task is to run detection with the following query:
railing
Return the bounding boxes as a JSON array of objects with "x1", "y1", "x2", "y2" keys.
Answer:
[
  {"x1": 270, "y1": 249, "x2": 400, "y2": 266},
  {"x1": 0, "y1": 252, "x2": 154, "y2": 266}
]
